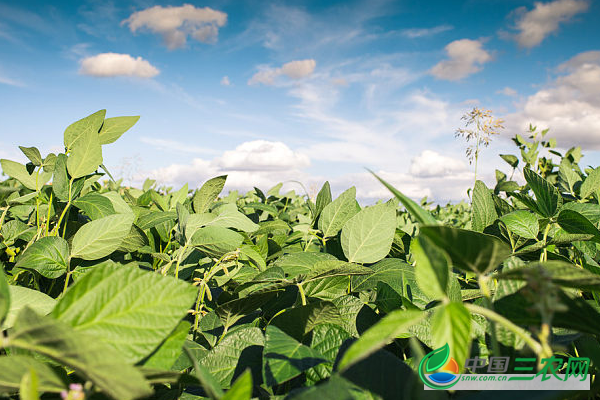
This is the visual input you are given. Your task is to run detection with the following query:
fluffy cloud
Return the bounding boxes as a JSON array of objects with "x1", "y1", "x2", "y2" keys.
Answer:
[
  {"x1": 248, "y1": 59, "x2": 316, "y2": 85},
  {"x1": 430, "y1": 39, "x2": 491, "y2": 81},
  {"x1": 79, "y1": 53, "x2": 159, "y2": 78},
  {"x1": 399, "y1": 24, "x2": 453, "y2": 38},
  {"x1": 497, "y1": 87, "x2": 518, "y2": 97},
  {"x1": 511, "y1": 0, "x2": 589, "y2": 48},
  {"x1": 123, "y1": 4, "x2": 227, "y2": 50},
  {"x1": 220, "y1": 76, "x2": 231, "y2": 86},
  {"x1": 504, "y1": 50, "x2": 600, "y2": 149},
  {"x1": 409, "y1": 150, "x2": 468, "y2": 178},
  {"x1": 214, "y1": 140, "x2": 310, "y2": 171}
]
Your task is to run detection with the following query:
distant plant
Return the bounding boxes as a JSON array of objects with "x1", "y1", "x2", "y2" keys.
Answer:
[{"x1": 455, "y1": 107, "x2": 504, "y2": 185}]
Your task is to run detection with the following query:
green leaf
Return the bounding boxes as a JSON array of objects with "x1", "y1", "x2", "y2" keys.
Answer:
[
  {"x1": 500, "y1": 154, "x2": 519, "y2": 168},
  {"x1": 580, "y1": 167, "x2": 600, "y2": 200},
  {"x1": 193, "y1": 175, "x2": 227, "y2": 214},
  {"x1": 136, "y1": 210, "x2": 177, "y2": 230},
  {"x1": 495, "y1": 261, "x2": 600, "y2": 291},
  {"x1": 63, "y1": 109, "x2": 105, "y2": 150},
  {"x1": 431, "y1": 302, "x2": 471, "y2": 371},
  {"x1": 273, "y1": 252, "x2": 337, "y2": 277},
  {"x1": 500, "y1": 210, "x2": 539, "y2": 239},
  {"x1": 558, "y1": 158, "x2": 582, "y2": 194},
  {"x1": 15, "y1": 236, "x2": 69, "y2": 279},
  {"x1": 216, "y1": 290, "x2": 278, "y2": 330},
  {"x1": 10, "y1": 308, "x2": 152, "y2": 400},
  {"x1": 52, "y1": 263, "x2": 197, "y2": 363},
  {"x1": 143, "y1": 321, "x2": 191, "y2": 370},
  {"x1": 51, "y1": 154, "x2": 70, "y2": 201},
  {"x1": 19, "y1": 368, "x2": 39, "y2": 400},
  {"x1": 70, "y1": 213, "x2": 134, "y2": 260},
  {"x1": 412, "y1": 237, "x2": 449, "y2": 300},
  {"x1": 337, "y1": 309, "x2": 424, "y2": 371},
  {"x1": 3, "y1": 286, "x2": 56, "y2": 329},
  {"x1": 557, "y1": 209, "x2": 600, "y2": 244},
  {"x1": 263, "y1": 325, "x2": 327, "y2": 386},
  {"x1": 201, "y1": 326, "x2": 265, "y2": 388},
  {"x1": 318, "y1": 187, "x2": 359, "y2": 238},
  {"x1": 19, "y1": 146, "x2": 43, "y2": 166},
  {"x1": 0, "y1": 355, "x2": 67, "y2": 393},
  {"x1": 186, "y1": 347, "x2": 224, "y2": 399},
  {"x1": 221, "y1": 370, "x2": 252, "y2": 400},
  {"x1": 190, "y1": 226, "x2": 243, "y2": 258},
  {"x1": 313, "y1": 181, "x2": 332, "y2": 222},
  {"x1": 0, "y1": 159, "x2": 51, "y2": 191},
  {"x1": 304, "y1": 260, "x2": 372, "y2": 282},
  {"x1": 419, "y1": 226, "x2": 512, "y2": 275},
  {"x1": 73, "y1": 192, "x2": 116, "y2": 220},
  {"x1": 341, "y1": 202, "x2": 396, "y2": 263},
  {"x1": 0, "y1": 268, "x2": 9, "y2": 325},
  {"x1": 471, "y1": 180, "x2": 497, "y2": 232},
  {"x1": 67, "y1": 123, "x2": 103, "y2": 179},
  {"x1": 209, "y1": 203, "x2": 259, "y2": 232},
  {"x1": 98, "y1": 116, "x2": 140, "y2": 145},
  {"x1": 369, "y1": 170, "x2": 437, "y2": 225},
  {"x1": 305, "y1": 323, "x2": 351, "y2": 383},
  {"x1": 523, "y1": 167, "x2": 562, "y2": 217},
  {"x1": 351, "y1": 258, "x2": 409, "y2": 292},
  {"x1": 270, "y1": 301, "x2": 342, "y2": 341}
]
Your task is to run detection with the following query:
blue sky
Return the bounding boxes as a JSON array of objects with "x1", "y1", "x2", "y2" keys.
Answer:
[{"x1": 1, "y1": 0, "x2": 599, "y2": 202}]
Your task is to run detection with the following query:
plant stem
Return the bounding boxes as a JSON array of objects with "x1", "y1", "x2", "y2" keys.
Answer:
[
  {"x1": 62, "y1": 271, "x2": 72, "y2": 295},
  {"x1": 478, "y1": 275, "x2": 501, "y2": 358},
  {"x1": 465, "y1": 303, "x2": 543, "y2": 356},
  {"x1": 297, "y1": 283, "x2": 307, "y2": 306},
  {"x1": 540, "y1": 223, "x2": 552, "y2": 262}
]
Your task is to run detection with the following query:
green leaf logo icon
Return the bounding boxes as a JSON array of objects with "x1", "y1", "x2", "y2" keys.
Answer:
[{"x1": 425, "y1": 343, "x2": 450, "y2": 373}]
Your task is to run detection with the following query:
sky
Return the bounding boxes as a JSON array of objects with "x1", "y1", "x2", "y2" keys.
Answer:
[{"x1": 1, "y1": 0, "x2": 599, "y2": 203}]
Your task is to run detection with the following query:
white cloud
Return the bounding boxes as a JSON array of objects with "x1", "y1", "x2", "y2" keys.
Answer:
[
  {"x1": 0, "y1": 73, "x2": 24, "y2": 87},
  {"x1": 140, "y1": 137, "x2": 219, "y2": 155},
  {"x1": 79, "y1": 53, "x2": 159, "y2": 78},
  {"x1": 504, "y1": 50, "x2": 600, "y2": 149},
  {"x1": 220, "y1": 76, "x2": 231, "y2": 86},
  {"x1": 511, "y1": 0, "x2": 589, "y2": 48},
  {"x1": 430, "y1": 39, "x2": 492, "y2": 81},
  {"x1": 399, "y1": 24, "x2": 453, "y2": 38},
  {"x1": 497, "y1": 87, "x2": 518, "y2": 97},
  {"x1": 409, "y1": 150, "x2": 468, "y2": 178},
  {"x1": 123, "y1": 4, "x2": 227, "y2": 50},
  {"x1": 248, "y1": 59, "x2": 316, "y2": 85},
  {"x1": 214, "y1": 140, "x2": 310, "y2": 171}
]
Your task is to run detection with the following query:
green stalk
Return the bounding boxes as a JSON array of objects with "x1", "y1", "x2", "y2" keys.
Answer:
[
  {"x1": 297, "y1": 283, "x2": 307, "y2": 306},
  {"x1": 465, "y1": 303, "x2": 543, "y2": 356},
  {"x1": 478, "y1": 275, "x2": 501, "y2": 358},
  {"x1": 540, "y1": 223, "x2": 552, "y2": 262}
]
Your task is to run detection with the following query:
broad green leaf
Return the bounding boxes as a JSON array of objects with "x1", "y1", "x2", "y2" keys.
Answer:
[
  {"x1": 289, "y1": 375, "x2": 369, "y2": 400},
  {"x1": 98, "y1": 116, "x2": 140, "y2": 145},
  {"x1": 193, "y1": 175, "x2": 227, "y2": 213},
  {"x1": 143, "y1": 321, "x2": 191, "y2": 370},
  {"x1": 70, "y1": 213, "x2": 134, "y2": 260},
  {"x1": 52, "y1": 263, "x2": 197, "y2": 363},
  {"x1": 412, "y1": 237, "x2": 449, "y2": 300},
  {"x1": 19, "y1": 146, "x2": 43, "y2": 166},
  {"x1": 1, "y1": 220, "x2": 35, "y2": 245},
  {"x1": 0, "y1": 355, "x2": 67, "y2": 393},
  {"x1": 73, "y1": 192, "x2": 115, "y2": 220},
  {"x1": 499, "y1": 210, "x2": 539, "y2": 239},
  {"x1": 523, "y1": 167, "x2": 562, "y2": 217},
  {"x1": 304, "y1": 260, "x2": 372, "y2": 282},
  {"x1": 0, "y1": 159, "x2": 51, "y2": 191},
  {"x1": 190, "y1": 226, "x2": 243, "y2": 258},
  {"x1": 313, "y1": 181, "x2": 332, "y2": 222},
  {"x1": 216, "y1": 290, "x2": 278, "y2": 330},
  {"x1": 471, "y1": 180, "x2": 497, "y2": 232},
  {"x1": 169, "y1": 183, "x2": 189, "y2": 209},
  {"x1": 101, "y1": 191, "x2": 133, "y2": 214},
  {"x1": 495, "y1": 260, "x2": 600, "y2": 291},
  {"x1": 136, "y1": 211, "x2": 177, "y2": 230},
  {"x1": 10, "y1": 308, "x2": 152, "y2": 400},
  {"x1": 263, "y1": 325, "x2": 327, "y2": 386},
  {"x1": 42, "y1": 153, "x2": 56, "y2": 172},
  {"x1": 431, "y1": 302, "x2": 471, "y2": 371},
  {"x1": 369, "y1": 170, "x2": 437, "y2": 225},
  {"x1": 318, "y1": 187, "x2": 359, "y2": 238},
  {"x1": 51, "y1": 154, "x2": 70, "y2": 201},
  {"x1": 67, "y1": 124, "x2": 103, "y2": 179},
  {"x1": 420, "y1": 226, "x2": 512, "y2": 275},
  {"x1": 210, "y1": 203, "x2": 259, "y2": 232},
  {"x1": 351, "y1": 258, "x2": 409, "y2": 292},
  {"x1": 186, "y1": 347, "x2": 224, "y2": 399},
  {"x1": 201, "y1": 326, "x2": 265, "y2": 387},
  {"x1": 270, "y1": 301, "x2": 342, "y2": 341},
  {"x1": 116, "y1": 224, "x2": 149, "y2": 253},
  {"x1": 306, "y1": 323, "x2": 351, "y2": 383},
  {"x1": 221, "y1": 370, "x2": 252, "y2": 400},
  {"x1": 15, "y1": 236, "x2": 69, "y2": 279},
  {"x1": 273, "y1": 252, "x2": 337, "y2": 277},
  {"x1": 0, "y1": 268, "x2": 9, "y2": 324},
  {"x1": 561, "y1": 202, "x2": 600, "y2": 226},
  {"x1": 557, "y1": 209, "x2": 600, "y2": 244},
  {"x1": 580, "y1": 167, "x2": 600, "y2": 200},
  {"x1": 341, "y1": 202, "x2": 396, "y2": 263},
  {"x1": 3, "y1": 286, "x2": 56, "y2": 329},
  {"x1": 337, "y1": 309, "x2": 424, "y2": 371},
  {"x1": 558, "y1": 158, "x2": 582, "y2": 194},
  {"x1": 63, "y1": 109, "x2": 105, "y2": 150}
]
